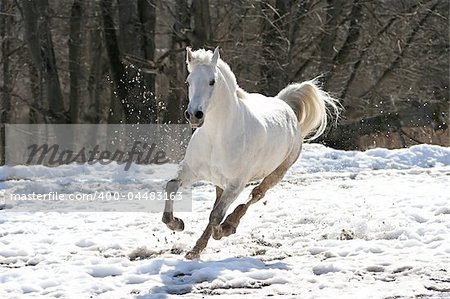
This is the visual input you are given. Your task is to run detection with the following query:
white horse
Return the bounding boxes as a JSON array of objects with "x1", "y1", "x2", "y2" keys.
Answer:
[{"x1": 162, "y1": 47, "x2": 340, "y2": 259}]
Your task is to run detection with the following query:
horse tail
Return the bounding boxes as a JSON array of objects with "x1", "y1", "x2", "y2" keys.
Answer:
[{"x1": 276, "y1": 80, "x2": 341, "y2": 141}]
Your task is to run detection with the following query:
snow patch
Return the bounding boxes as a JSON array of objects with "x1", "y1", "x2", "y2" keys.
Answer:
[{"x1": 0, "y1": 144, "x2": 449, "y2": 298}]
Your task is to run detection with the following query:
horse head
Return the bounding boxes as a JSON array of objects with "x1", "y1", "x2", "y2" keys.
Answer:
[{"x1": 184, "y1": 47, "x2": 220, "y2": 128}]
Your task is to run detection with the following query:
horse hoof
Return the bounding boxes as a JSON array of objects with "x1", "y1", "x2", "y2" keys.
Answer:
[
  {"x1": 220, "y1": 222, "x2": 236, "y2": 237},
  {"x1": 211, "y1": 226, "x2": 223, "y2": 240},
  {"x1": 185, "y1": 251, "x2": 200, "y2": 260},
  {"x1": 165, "y1": 217, "x2": 185, "y2": 232}
]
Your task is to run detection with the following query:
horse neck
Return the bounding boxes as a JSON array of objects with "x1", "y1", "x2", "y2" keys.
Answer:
[{"x1": 203, "y1": 68, "x2": 241, "y2": 131}]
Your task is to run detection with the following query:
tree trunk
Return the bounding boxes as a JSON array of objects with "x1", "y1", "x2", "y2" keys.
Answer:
[
  {"x1": 27, "y1": 61, "x2": 42, "y2": 123},
  {"x1": 332, "y1": 0, "x2": 362, "y2": 67},
  {"x1": 137, "y1": 0, "x2": 157, "y2": 122},
  {"x1": 100, "y1": 0, "x2": 132, "y2": 123},
  {"x1": 0, "y1": 0, "x2": 12, "y2": 164},
  {"x1": 319, "y1": 0, "x2": 343, "y2": 86},
  {"x1": 260, "y1": 0, "x2": 291, "y2": 96},
  {"x1": 117, "y1": 0, "x2": 139, "y2": 55},
  {"x1": 87, "y1": 23, "x2": 103, "y2": 123},
  {"x1": 191, "y1": 0, "x2": 211, "y2": 48},
  {"x1": 20, "y1": 0, "x2": 66, "y2": 123},
  {"x1": 164, "y1": 0, "x2": 190, "y2": 124},
  {"x1": 106, "y1": 0, "x2": 157, "y2": 123},
  {"x1": 68, "y1": 0, "x2": 84, "y2": 123}
]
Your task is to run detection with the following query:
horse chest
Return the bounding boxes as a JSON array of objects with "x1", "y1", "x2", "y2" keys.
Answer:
[{"x1": 186, "y1": 140, "x2": 243, "y2": 185}]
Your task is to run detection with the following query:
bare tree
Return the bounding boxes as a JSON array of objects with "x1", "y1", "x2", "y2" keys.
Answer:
[
  {"x1": 0, "y1": 0, "x2": 13, "y2": 164},
  {"x1": 68, "y1": 0, "x2": 84, "y2": 123},
  {"x1": 138, "y1": 0, "x2": 157, "y2": 100},
  {"x1": 86, "y1": 15, "x2": 107, "y2": 123},
  {"x1": 163, "y1": 0, "x2": 190, "y2": 124},
  {"x1": 100, "y1": 0, "x2": 158, "y2": 124},
  {"x1": 260, "y1": 0, "x2": 291, "y2": 96},
  {"x1": 191, "y1": 0, "x2": 211, "y2": 48},
  {"x1": 20, "y1": 0, "x2": 66, "y2": 123}
]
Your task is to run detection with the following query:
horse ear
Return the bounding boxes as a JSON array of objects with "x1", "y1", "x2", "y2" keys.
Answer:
[
  {"x1": 211, "y1": 46, "x2": 220, "y2": 66},
  {"x1": 186, "y1": 47, "x2": 193, "y2": 64}
]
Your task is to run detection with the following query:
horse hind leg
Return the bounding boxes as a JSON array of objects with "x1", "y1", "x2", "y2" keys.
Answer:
[
  {"x1": 185, "y1": 186, "x2": 223, "y2": 260},
  {"x1": 215, "y1": 148, "x2": 301, "y2": 239}
]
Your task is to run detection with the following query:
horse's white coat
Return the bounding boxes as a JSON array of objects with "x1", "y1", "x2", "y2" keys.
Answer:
[{"x1": 181, "y1": 48, "x2": 300, "y2": 189}]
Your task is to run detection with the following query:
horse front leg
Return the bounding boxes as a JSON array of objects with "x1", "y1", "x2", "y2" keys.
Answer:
[
  {"x1": 162, "y1": 166, "x2": 194, "y2": 231},
  {"x1": 162, "y1": 179, "x2": 185, "y2": 231},
  {"x1": 185, "y1": 186, "x2": 223, "y2": 260}
]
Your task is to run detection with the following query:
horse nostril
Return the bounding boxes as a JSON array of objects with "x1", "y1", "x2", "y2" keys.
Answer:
[
  {"x1": 184, "y1": 110, "x2": 191, "y2": 120},
  {"x1": 195, "y1": 111, "x2": 204, "y2": 119}
]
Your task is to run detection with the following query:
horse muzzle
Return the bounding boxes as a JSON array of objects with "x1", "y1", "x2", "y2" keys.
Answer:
[{"x1": 185, "y1": 109, "x2": 204, "y2": 128}]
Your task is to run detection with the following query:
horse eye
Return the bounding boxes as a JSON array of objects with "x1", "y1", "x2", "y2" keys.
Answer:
[{"x1": 209, "y1": 79, "x2": 215, "y2": 86}]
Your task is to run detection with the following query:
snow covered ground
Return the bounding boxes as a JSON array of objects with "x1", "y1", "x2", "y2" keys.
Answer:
[{"x1": 0, "y1": 144, "x2": 449, "y2": 298}]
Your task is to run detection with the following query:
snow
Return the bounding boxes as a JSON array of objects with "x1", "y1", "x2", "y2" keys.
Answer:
[{"x1": 0, "y1": 144, "x2": 449, "y2": 298}]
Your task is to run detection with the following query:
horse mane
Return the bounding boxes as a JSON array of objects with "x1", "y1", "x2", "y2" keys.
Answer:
[
  {"x1": 236, "y1": 87, "x2": 248, "y2": 100},
  {"x1": 187, "y1": 48, "x2": 248, "y2": 101}
]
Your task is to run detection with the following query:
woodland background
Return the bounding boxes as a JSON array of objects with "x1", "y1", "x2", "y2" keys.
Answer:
[{"x1": 0, "y1": 0, "x2": 448, "y2": 164}]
